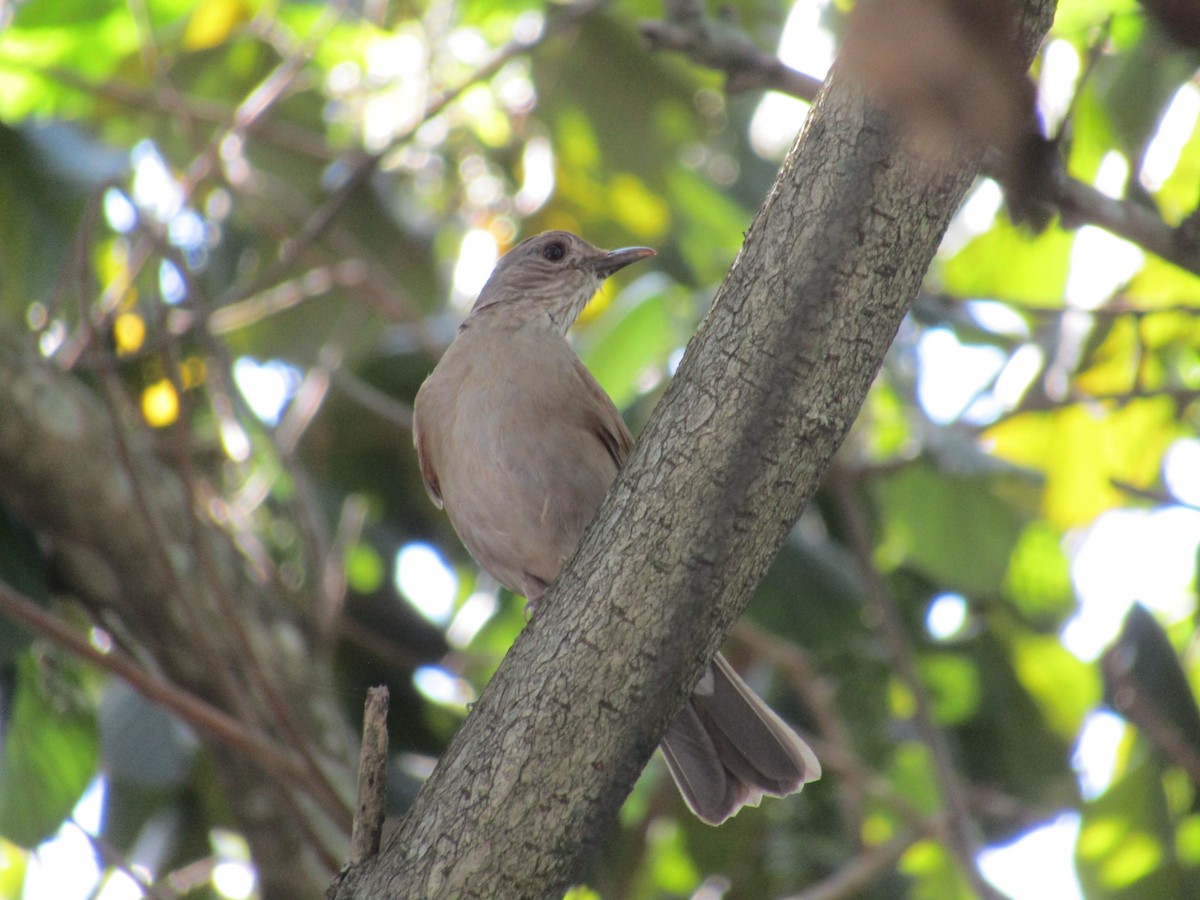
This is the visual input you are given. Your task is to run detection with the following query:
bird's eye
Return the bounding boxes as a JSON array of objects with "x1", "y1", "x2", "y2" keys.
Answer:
[{"x1": 542, "y1": 241, "x2": 566, "y2": 262}]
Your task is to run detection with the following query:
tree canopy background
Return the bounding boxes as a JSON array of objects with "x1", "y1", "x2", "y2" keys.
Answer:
[{"x1": 1, "y1": 0, "x2": 1199, "y2": 898}]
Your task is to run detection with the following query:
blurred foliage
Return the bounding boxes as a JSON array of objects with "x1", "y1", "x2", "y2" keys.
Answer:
[{"x1": 0, "y1": 0, "x2": 1198, "y2": 898}]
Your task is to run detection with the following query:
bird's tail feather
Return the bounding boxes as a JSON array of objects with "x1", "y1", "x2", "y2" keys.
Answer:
[{"x1": 659, "y1": 652, "x2": 820, "y2": 825}]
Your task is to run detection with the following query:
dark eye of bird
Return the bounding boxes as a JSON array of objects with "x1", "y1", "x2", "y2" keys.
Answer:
[{"x1": 542, "y1": 241, "x2": 566, "y2": 262}]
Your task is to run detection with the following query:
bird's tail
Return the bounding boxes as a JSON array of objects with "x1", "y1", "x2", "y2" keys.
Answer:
[{"x1": 659, "y1": 652, "x2": 820, "y2": 825}]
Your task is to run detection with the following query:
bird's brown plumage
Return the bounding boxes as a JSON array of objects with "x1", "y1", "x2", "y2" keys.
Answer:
[{"x1": 412, "y1": 230, "x2": 819, "y2": 823}]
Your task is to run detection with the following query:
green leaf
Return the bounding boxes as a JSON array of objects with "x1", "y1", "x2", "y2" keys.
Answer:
[
  {"x1": 1077, "y1": 754, "x2": 1181, "y2": 898},
  {"x1": 919, "y1": 653, "x2": 982, "y2": 725},
  {"x1": 1011, "y1": 634, "x2": 1099, "y2": 739},
  {"x1": 1052, "y1": 0, "x2": 1140, "y2": 36},
  {"x1": 1097, "y1": 27, "x2": 1197, "y2": 163},
  {"x1": 580, "y1": 283, "x2": 683, "y2": 410},
  {"x1": 646, "y1": 817, "x2": 700, "y2": 894},
  {"x1": 887, "y1": 741, "x2": 941, "y2": 817},
  {"x1": 0, "y1": 4, "x2": 140, "y2": 120},
  {"x1": 345, "y1": 541, "x2": 386, "y2": 594},
  {"x1": 940, "y1": 218, "x2": 1074, "y2": 304},
  {"x1": 1070, "y1": 79, "x2": 1124, "y2": 186},
  {"x1": 985, "y1": 399, "x2": 1182, "y2": 528},
  {"x1": 874, "y1": 463, "x2": 1024, "y2": 593},
  {"x1": 1004, "y1": 521, "x2": 1074, "y2": 623},
  {"x1": 0, "y1": 656, "x2": 99, "y2": 848},
  {"x1": 0, "y1": 503, "x2": 48, "y2": 665},
  {"x1": 666, "y1": 168, "x2": 749, "y2": 283},
  {"x1": 900, "y1": 839, "x2": 973, "y2": 900}
]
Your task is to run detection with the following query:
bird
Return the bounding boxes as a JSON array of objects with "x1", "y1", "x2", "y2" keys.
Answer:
[{"x1": 412, "y1": 230, "x2": 820, "y2": 824}]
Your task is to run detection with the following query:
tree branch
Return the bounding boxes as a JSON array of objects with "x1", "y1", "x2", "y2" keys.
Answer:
[
  {"x1": 785, "y1": 827, "x2": 926, "y2": 900},
  {"x1": 830, "y1": 474, "x2": 999, "y2": 899},
  {"x1": 641, "y1": 0, "x2": 1200, "y2": 279},
  {"x1": 333, "y1": 1, "x2": 1056, "y2": 895},
  {"x1": 640, "y1": 0, "x2": 823, "y2": 99},
  {"x1": 0, "y1": 581, "x2": 345, "y2": 824},
  {"x1": 0, "y1": 331, "x2": 355, "y2": 898},
  {"x1": 225, "y1": 0, "x2": 611, "y2": 308},
  {"x1": 350, "y1": 686, "x2": 391, "y2": 866}
]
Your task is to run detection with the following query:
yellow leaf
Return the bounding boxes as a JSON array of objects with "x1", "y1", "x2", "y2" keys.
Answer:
[
  {"x1": 1073, "y1": 318, "x2": 1138, "y2": 397},
  {"x1": 985, "y1": 399, "x2": 1180, "y2": 527},
  {"x1": 0, "y1": 839, "x2": 27, "y2": 897},
  {"x1": 982, "y1": 410, "x2": 1052, "y2": 470},
  {"x1": 609, "y1": 173, "x2": 670, "y2": 240},
  {"x1": 112, "y1": 312, "x2": 145, "y2": 355},
  {"x1": 862, "y1": 812, "x2": 895, "y2": 846},
  {"x1": 179, "y1": 356, "x2": 208, "y2": 389},
  {"x1": 1098, "y1": 832, "x2": 1162, "y2": 890},
  {"x1": 1141, "y1": 309, "x2": 1200, "y2": 350},
  {"x1": 1010, "y1": 635, "x2": 1099, "y2": 738},
  {"x1": 184, "y1": 0, "x2": 249, "y2": 51},
  {"x1": 141, "y1": 379, "x2": 179, "y2": 428}
]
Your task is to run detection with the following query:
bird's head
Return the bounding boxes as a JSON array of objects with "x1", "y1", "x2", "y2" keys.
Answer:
[{"x1": 470, "y1": 231, "x2": 656, "y2": 333}]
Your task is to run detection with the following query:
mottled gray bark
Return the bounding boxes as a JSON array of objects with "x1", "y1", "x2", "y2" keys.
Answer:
[
  {"x1": 335, "y1": 1, "x2": 1055, "y2": 897},
  {"x1": 0, "y1": 334, "x2": 355, "y2": 899}
]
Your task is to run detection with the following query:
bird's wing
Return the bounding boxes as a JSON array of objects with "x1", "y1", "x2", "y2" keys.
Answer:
[
  {"x1": 570, "y1": 355, "x2": 634, "y2": 469},
  {"x1": 412, "y1": 392, "x2": 444, "y2": 509}
]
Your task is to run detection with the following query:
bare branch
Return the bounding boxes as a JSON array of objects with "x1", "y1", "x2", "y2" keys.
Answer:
[
  {"x1": 784, "y1": 827, "x2": 926, "y2": 900},
  {"x1": 350, "y1": 687, "x2": 391, "y2": 865},
  {"x1": 73, "y1": 820, "x2": 180, "y2": 900},
  {"x1": 641, "y1": 2, "x2": 1200, "y2": 279},
  {"x1": 640, "y1": 0, "x2": 823, "y2": 98},
  {"x1": 0, "y1": 328, "x2": 356, "y2": 896},
  {"x1": 830, "y1": 474, "x2": 1000, "y2": 900},
  {"x1": 228, "y1": 0, "x2": 612, "y2": 307},
  {"x1": 0, "y1": 581, "x2": 342, "y2": 822}
]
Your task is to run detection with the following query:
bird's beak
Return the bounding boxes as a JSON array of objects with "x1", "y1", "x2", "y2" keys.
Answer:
[{"x1": 591, "y1": 246, "x2": 656, "y2": 279}]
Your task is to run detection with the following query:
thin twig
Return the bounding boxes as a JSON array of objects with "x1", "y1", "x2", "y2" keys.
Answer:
[
  {"x1": 92, "y1": 369, "x2": 259, "y2": 730},
  {"x1": 829, "y1": 474, "x2": 1001, "y2": 900},
  {"x1": 733, "y1": 623, "x2": 934, "y2": 833},
  {"x1": 0, "y1": 581, "x2": 338, "y2": 819},
  {"x1": 318, "y1": 493, "x2": 370, "y2": 640},
  {"x1": 732, "y1": 623, "x2": 866, "y2": 841},
  {"x1": 206, "y1": 261, "x2": 370, "y2": 335},
  {"x1": 640, "y1": 3, "x2": 1200, "y2": 279},
  {"x1": 224, "y1": 0, "x2": 611, "y2": 307},
  {"x1": 1104, "y1": 646, "x2": 1200, "y2": 788},
  {"x1": 90, "y1": 304, "x2": 351, "y2": 850},
  {"x1": 18, "y1": 66, "x2": 336, "y2": 160},
  {"x1": 73, "y1": 820, "x2": 179, "y2": 900},
  {"x1": 52, "y1": 0, "x2": 348, "y2": 372},
  {"x1": 331, "y1": 369, "x2": 415, "y2": 432},
  {"x1": 640, "y1": 0, "x2": 824, "y2": 99},
  {"x1": 159, "y1": 346, "x2": 354, "y2": 836},
  {"x1": 784, "y1": 827, "x2": 926, "y2": 900},
  {"x1": 349, "y1": 686, "x2": 391, "y2": 866}
]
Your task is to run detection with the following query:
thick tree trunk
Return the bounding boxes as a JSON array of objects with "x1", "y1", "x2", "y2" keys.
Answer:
[{"x1": 334, "y1": 1, "x2": 1056, "y2": 897}]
